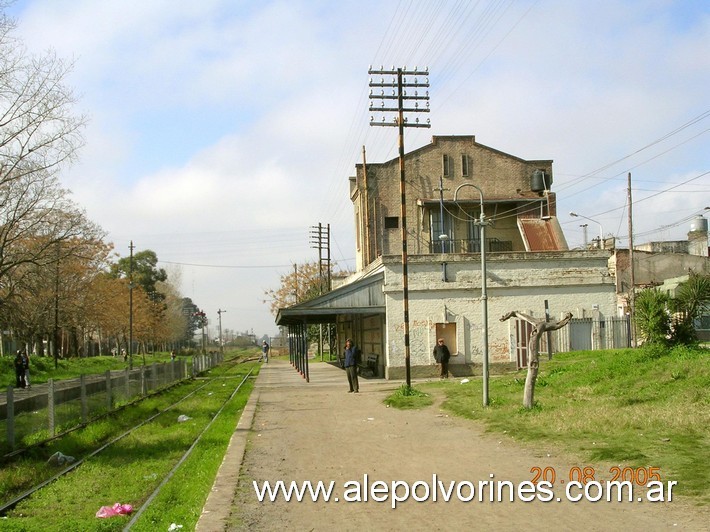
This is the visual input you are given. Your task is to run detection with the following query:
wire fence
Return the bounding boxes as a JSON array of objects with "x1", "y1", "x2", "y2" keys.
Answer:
[{"x1": 1, "y1": 352, "x2": 223, "y2": 453}]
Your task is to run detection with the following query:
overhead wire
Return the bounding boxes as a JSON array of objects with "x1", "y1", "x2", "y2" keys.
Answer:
[{"x1": 318, "y1": 1, "x2": 708, "y2": 265}]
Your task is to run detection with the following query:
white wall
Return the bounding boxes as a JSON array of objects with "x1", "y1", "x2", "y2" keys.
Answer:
[{"x1": 382, "y1": 251, "x2": 616, "y2": 371}]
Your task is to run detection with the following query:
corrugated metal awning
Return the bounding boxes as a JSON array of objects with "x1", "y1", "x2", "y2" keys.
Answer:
[
  {"x1": 276, "y1": 271, "x2": 385, "y2": 326},
  {"x1": 518, "y1": 217, "x2": 569, "y2": 251}
]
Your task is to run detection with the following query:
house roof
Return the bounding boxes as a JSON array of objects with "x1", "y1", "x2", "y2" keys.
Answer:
[{"x1": 276, "y1": 271, "x2": 385, "y2": 326}]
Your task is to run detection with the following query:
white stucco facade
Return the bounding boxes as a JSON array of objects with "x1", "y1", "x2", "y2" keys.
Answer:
[{"x1": 380, "y1": 250, "x2": 616, "y2": 378}]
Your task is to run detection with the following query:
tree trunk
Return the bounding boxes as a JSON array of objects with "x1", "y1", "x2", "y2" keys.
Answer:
[
  {"x1": 523, "y1": 331, "x2": 540, "y2": 408},
  {"x1": 501, "y1": 311, "x2": 573, "y2": 409}
]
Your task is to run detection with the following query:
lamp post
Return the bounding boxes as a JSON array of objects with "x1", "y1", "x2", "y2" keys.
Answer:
[
  {"x1": 570, "y1": 212, "x2": 604, "y2": 249},
  {"x1": 454, "y1": 183, "x2": 489, "y2": 407}
]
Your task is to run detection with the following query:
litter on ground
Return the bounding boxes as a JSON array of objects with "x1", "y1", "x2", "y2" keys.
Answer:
[
  {"x1": 96, "y1": 503, "x2": 133, "y2": 518},
  {"x1": 47, "y1": 451, "x2": 75, "y2": 466}
]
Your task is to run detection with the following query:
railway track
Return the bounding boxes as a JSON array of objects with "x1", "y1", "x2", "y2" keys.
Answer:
[{"x1": 0, "y1": 355, "x2": 259, "y2": 529}]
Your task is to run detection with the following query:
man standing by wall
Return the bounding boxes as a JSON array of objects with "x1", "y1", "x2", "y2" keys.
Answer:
[
  {"x1": 343, "y1": 339, "x2": 359, "y2": 393},
  {"x1": 433, "y1": 338, "x2": 451, "y2": 379}
]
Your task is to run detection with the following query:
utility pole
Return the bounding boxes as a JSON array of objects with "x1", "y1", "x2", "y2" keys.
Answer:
[
  {"x1": 362, "y1": 146, "x2": 371, "y2": 265},
  {"x1": 53, "y1": 243, "x2": 60, "y2": 369},
  {"x1": 129, "y1": 240, "x2": 134, "y2": 370},
  {"x1": 217, "y1": 309, "x2": 226, "y2": 355},
  {"x1": 369, "y1": 66, "x2": 430, "y2": 387},
  {"x1": 627, "y1": 172, "x2": 636, "y2": 347},
  {"x1": 309, "y1": 223, "x2": 331, "y2": 294},
  {"x1": 310, "y1": 222, "x2": 332, "y2": 361}
]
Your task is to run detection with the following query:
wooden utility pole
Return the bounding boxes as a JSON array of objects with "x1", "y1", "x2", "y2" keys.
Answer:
[
  {"x1": 368, "y1": 66, "x2": 430, "y2": 387},
  {"x1": 362, "y1": 146, "x2": 371, "y2": 265},
  {"x1": 627, "y1": 172, "x2": 636, "y2": 347},
  {"x1": 128, "y1": 241, "x2": 135, "y2": 369}
]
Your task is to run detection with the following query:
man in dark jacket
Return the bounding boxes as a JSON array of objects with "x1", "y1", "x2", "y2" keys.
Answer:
[
  {"x1": 433, "y1": 338, "x2": 451, "y2": 379},
  {"x1": 343, "y1": 339, "x2": 359, "y2": 393}
]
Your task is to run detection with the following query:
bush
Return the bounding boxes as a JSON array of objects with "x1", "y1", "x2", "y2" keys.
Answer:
[{"x1": 635, "y1": 288, "x2": 672, "y2": 345}]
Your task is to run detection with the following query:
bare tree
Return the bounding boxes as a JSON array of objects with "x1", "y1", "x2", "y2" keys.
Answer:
[
  {"x1": 0, "y1": 10, "x2": 93, "y2": 288},
  {"x1": 500, "y1": 310, "x2": 573, "y2": 409}
]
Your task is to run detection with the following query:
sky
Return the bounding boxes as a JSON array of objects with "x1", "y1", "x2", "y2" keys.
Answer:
[{"x1": 4, "y1": 0, "x2": 709, "y2": 338}]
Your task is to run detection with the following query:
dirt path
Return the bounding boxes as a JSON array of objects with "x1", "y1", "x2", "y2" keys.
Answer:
[{"x1": 210, "y1": 360, "x2": 708, "y2": 531}]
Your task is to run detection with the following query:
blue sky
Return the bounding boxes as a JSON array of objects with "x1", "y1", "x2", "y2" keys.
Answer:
[{"x1": 5, "y1": 0, "x2": 709, "y2": 337}]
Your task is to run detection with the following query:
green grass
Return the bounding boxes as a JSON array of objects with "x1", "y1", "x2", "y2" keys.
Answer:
[
  {"x1": 383, "y1": 384, "x2": 434, "y2": 409},
  {"x1": 0, "y1": 350, "x2": 260, "y2": 531},
  {"x1": 1, "y1": 352, "x2": 174, "y2": 388},
  {"x1": 389, "y1": 345, "x2": 710, "y2": 504}
]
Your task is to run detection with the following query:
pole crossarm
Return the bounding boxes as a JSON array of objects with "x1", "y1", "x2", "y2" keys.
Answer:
[{"x1": 368, "y1": 66, "x2": 431, "y2": 130}]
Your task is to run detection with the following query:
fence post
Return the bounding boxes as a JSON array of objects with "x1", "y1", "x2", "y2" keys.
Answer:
[
  {"x1": 6, "y1": 386, "x2": 15, "y2": 450},
  {"x1": 48, "y1": 379, "x2": 55, "y2": 437},
  {"x1": 152, "y1": 362, "x2": 157, "y2": 391},
  {"x1": 141, "y1": 366, "x2": 147, "y2": 396},
  {"x1": 592, "y1": 310, "x2": 602, "y2": 350},
  {"x1": 81, "y1": 374, "x2": 88, "y2": 423},
  {"x1": 125, "y1": 368, "x2": 130, "y2": 399}
]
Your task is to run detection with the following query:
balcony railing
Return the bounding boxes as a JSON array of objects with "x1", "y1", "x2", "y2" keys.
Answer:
[{"x1": 431, "y1": 238, "x2": 513, "y2": 254}]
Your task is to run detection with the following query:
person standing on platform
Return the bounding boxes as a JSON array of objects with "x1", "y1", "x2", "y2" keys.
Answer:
[{"x1": 343, "y1": 339, "x2": 360, "y2": 393}]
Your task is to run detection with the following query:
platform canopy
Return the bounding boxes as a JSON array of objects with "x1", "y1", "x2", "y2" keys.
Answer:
[{"x1": 276, "y1": 271, "x2": 385, "y2": 326}]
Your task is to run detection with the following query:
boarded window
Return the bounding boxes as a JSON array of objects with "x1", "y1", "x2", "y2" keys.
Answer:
[{"x1": 461, "y1": 154, "x2": 469, "y2": 177}]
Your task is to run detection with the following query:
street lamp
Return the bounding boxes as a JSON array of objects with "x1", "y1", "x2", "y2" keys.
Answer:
[
  {"x1": 570, "y1": 212, "x2": 604, "y2": 249},
  {"x1": 454, "y1": 183, "x2": 489, "y2": 407}
]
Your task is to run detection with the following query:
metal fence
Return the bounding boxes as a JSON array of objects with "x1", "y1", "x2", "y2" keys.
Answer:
[
  {"x1": 1, "y1": 352, "x2": 223, "y2": 453},
  {"x1": 555, "y1": 315, "x2": 632, "y2": 352}
]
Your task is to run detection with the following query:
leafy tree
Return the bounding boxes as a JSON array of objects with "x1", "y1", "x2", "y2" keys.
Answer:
[
  {"x1": 264, "y1": 261, "x2": 332, "y2": 316},
  {"x1": 671, "y1": 272, "x2": 710, "y2": 344},
  {"x1": 264, "y1": 261, "x2": 347, "y2": 354},
  {"x1": 635, "y1": 273, "x2": 710, "y2": 346},
  {"x1": 180, "y1": 297, "x2": 202, "y2": 342},
  {"x1": 109, "y1": 249, "x2": 167, "y2": 297},
  {"x1": 634, "y1": 288, "x2": 672, "y2": 345}
]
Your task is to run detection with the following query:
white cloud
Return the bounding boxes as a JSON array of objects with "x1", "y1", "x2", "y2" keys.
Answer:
[{"x1": 7, "y1": 0, "x2": 709, "y2": 334}]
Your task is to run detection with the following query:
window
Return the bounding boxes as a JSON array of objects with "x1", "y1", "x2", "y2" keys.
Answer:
[
  {"x1": 430, "y1": 209, "x2": 453, "y2": 253},
  {"x1": 384, "y1": 216, "x2": 399, "y2": 229},
  {"x1": 442, "y1": 154, "x2": 452, "y2": 177},
  {"x1": 461, "y1": 154, "x2": 469, "y2": 177}
]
